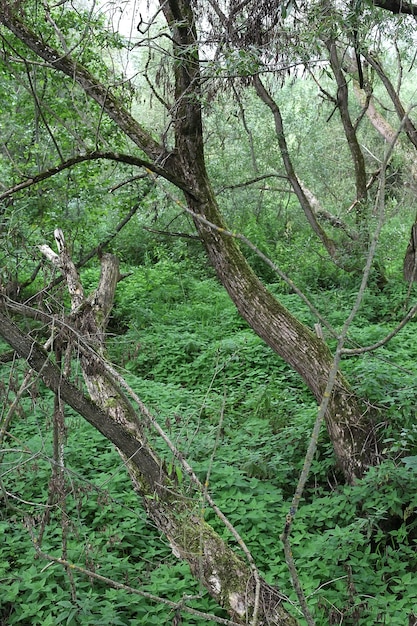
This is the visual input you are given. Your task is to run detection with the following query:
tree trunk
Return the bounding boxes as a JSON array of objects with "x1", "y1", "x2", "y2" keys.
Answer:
[
  {"x1": 161, "y1": 0, "x2": 377, "y2": 483},
  {"x1": 352, "y1": 71, "x2": 417, "y2": 281},
  {"x1": 404, "y1": 224, "x2": 417, "y2": 282},
  {"x1": 0, "y1": 253, "x2": 298, "y2": 626},
  {"x1": 325, "y1": 39, "x2": 368, "y2": 208}
]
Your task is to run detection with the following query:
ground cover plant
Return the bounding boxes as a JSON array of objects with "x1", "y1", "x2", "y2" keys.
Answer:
[{"x1": 2, "y1": 257, "x2": 417, "y2": 624}]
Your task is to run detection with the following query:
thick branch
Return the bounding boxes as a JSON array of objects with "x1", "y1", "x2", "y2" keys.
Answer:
[
  {"x1": 162, "y1": 0, "x2": 206, "y2": 180},
  {"x1": 0, "y1": 309, "x2": 163, "y2": 489},
  {"x1": 0, "y1": 151, "x2": 194, "y2": 201},
  {"x1": 372, "y1": 0, "x2": 417, "y2": 13},
  {"x1": 353, "y1": 84, "x2": 397, "y2": 144},
  {"x1": 0, "y1": 5, "x2": 164, "y2": 163},
  {"x1": 353, "y1": 82, "x2": 417, "y2": 191},
  {"x1": 364, "y1": 53, "x2": 417, "y2": 150},
  {"x1": 326, "y1": 40, "x2": 368, "y2": 205},
  {"x1": 298, "y1": 180, "x2": 358, "y2": 239}
]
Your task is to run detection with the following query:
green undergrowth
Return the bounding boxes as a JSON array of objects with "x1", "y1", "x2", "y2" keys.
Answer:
[
  {"x1": 0, "y1": 408, "x2": 226, "y2": 625},
  {"x1": 2, "y1": 259, "x2": 417, "y2": 625}
]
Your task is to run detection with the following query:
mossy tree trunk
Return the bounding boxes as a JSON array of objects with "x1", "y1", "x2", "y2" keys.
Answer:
[
  {"x1": 0, "y1": 240, "x2": 298, "y2": 626},
  {"x1": 159, "y1": 0, "x2": 378, "y2": 483}
]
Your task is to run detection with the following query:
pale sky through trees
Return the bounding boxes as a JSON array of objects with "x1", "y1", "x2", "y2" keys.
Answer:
[{"x1": 95, "y1": 0, "x2": 161, "y2": 78}]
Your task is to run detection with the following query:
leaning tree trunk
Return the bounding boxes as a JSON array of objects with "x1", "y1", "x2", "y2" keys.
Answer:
[
  {"x1": 160, "y1": 0, "x2": 377, "y2": 483},
  {"x1": 0, "y1": 237, "x2": 298, "y2": 626},
  {"x1": 0, "y1": 2, "x2": 378, "y2": 483},
  {"x1": 352, "y1": 53, "x2": 417, "y2": 281}
]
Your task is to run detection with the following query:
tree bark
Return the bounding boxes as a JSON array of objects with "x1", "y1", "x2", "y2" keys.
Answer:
[
  {"x1": 352, "y1": 62, "x2": 417, "y2": 280},
  {"x1": 326, "y1": 39, "x2": 368, "y2": 208},
  {"x1": 363, "y1": 53, "x2": 417, "y2": 150}
]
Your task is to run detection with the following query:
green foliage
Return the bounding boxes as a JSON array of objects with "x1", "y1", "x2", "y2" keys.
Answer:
[
  {"x1": 4, "y1": 248, "x2": 417, "y2": 624},
  {"x1": 2, "y1": 2, "x2": 417, "y2": 623},
  {"x1": 110, "y1": 264, "x2": 417, "y2": 625},
  {"x1": 217, "y1": 48, "x2": 261, "y2": 77},
  {"x1": 402, "y1": 455, "x2": 417, "y2": 471}
]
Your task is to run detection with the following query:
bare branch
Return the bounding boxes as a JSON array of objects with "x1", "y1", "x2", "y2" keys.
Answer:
[
  {"x1": 217, "y1": 173, "x2": 289, "y2": 193},
  {"x1": 364, "y1": 52, "x2": 417, "y2": 150},
  {"x1": 253, "y1": 75, "x2": 338, "y2": 259},
  {"x1": 143, "y1": 226, "x2": 200, "y2": 240},
  {"x1": 25, "y1": 63, "x2": 64, "y2": 161},
  {"x1": 341, "y1": 303, "x2": 417, "y2": 355},
  {"x1": 33, "y1": 548, "x2": 242, "y2": 626}
]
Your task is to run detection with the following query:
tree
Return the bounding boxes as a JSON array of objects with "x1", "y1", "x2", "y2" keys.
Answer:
[{"x1": 1, "y1": 0, "x2": 417, "y2": 623}]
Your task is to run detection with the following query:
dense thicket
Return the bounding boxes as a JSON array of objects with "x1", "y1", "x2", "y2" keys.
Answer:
[{"x1": 1, "y1": 0, "x2": 417, "y2": 624}]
